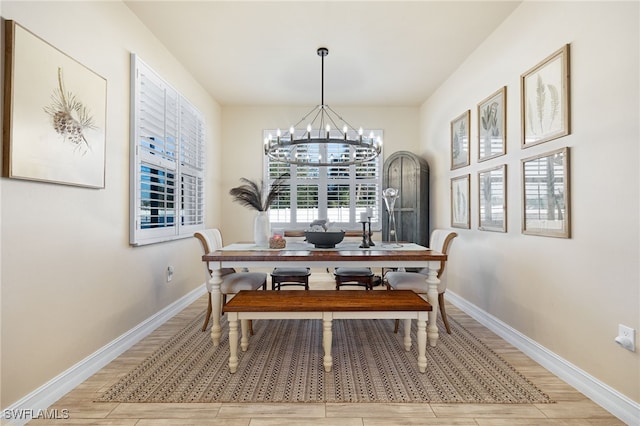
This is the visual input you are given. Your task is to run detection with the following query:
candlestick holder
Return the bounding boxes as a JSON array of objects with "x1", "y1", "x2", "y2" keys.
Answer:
[
  {"x1": 367, "y1": 219, "x2": 375, "y2": 246},
  {"x1": 359, "y1": 220, "x2": 370, "y2": 248},
  {"x1": 383, "y1": 187, "x2": 401, "y2": 247}
]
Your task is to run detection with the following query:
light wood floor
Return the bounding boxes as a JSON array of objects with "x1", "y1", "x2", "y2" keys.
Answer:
[{"x1": 28, "y1": 271, "x2": 622, "y2": 425}]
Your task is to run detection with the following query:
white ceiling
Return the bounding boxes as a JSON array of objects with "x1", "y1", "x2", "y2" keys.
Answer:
[{"x1": 125, "y1": 1, "x2": 521, "y2": 107}]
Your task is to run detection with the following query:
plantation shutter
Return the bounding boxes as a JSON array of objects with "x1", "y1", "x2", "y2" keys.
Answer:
[
  {"x1": 179, "y1": 100, "x2": 205, "y2": 230},
  {"x1": 263, "y1": 130, "x2": 382, "y2": 230},
  {"x1": 130, "y1": 54, "x2": 205, "y2": 245}
]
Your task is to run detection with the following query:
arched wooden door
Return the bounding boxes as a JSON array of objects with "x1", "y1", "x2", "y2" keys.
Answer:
[{"x1": 382, "y1": 151, "x2": 430, "y2": 246}]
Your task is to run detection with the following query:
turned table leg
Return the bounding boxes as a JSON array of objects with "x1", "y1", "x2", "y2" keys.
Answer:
[
  {"x1": 322, "y1": 313, "x2": 333, "y2": 372},
  {"x1": 425, "y1": 261, "x2": 440, "y2": 347},
  {"x1": 210, "y1": 268, "x2": 223, "y2": 346}
]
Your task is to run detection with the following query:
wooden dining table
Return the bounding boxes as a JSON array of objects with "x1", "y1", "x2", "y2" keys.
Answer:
[{"x1": 201, "y1": 241, "x2": 447, "y2": 348}]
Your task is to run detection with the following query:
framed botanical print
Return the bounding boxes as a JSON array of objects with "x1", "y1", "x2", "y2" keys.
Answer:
[
  {"x1": 451, "y1": 110, "x2": 470, "y2": 170},
  {"x1": 521, "y1": 147, "x2": 570, "y2": 238},
  {"x1": 478, "y1": 164, "x2": 506, "y2": 232},
  {"x1": 2, "y1": 20, "x2": 107, "y2": 188},
  {"x1": 451, "y1": 174, "x2": 470, "y2": 229},
  {"x1": 521, "y1": 44, "x2": 571, "y2": 148},
  {"x1": 478, "y1": 87, "x2": 506, "y2": 161}
]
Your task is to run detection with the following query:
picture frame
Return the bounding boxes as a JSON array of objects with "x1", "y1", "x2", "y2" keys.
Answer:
[
  {"x1": 451, "y1": 174, "x2": 470, "y2": 229},
  {"x1": 521, "y1": 147, "x2": 570, "y2": 238},
  {"x1": 521, "y1": 44, "x2": 570, "y2": 148},
  {"x1": 2, "y1": 20, "x2": 107, "y2": 188},
  {"x1": 478, "y1": 164, "x2": 506, "y2": 232},
  {"x1": 478, "y1": 87, "x2": 506, "y2": 161},
  {"x1": 450, "y1": 110, "x2": 470, "y2": 170}
]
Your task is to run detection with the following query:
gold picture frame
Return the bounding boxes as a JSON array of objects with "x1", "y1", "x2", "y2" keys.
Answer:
[
  {"x1": 521, "y1": 147, "x2": 570, "y2": 238},
  {"x1": 3, "y1": 20, "x2": 107, "y2": 188},
  {"x1": 451, "y1": 174, "x2": 470, "y2": 229},
  {"x1": 478, "y1": 164, "x2": 506, "y2": 232},
  {"x1": 521, "y1": 44, "x2": 570, "y2": 148},
  {"x1": 478, "y1": 87, "x2": 506, "y2": 161},
  {"x1": 450, "y1": 110, "x2": 470, "y2": 170}
]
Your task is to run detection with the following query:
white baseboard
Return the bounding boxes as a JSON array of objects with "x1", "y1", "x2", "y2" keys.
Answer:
[
  {"x1": 446, "y1": 291, "x2": 640, "y2": 426},
  {"x1": 1, "y1": 285, "x2": 206, "y2": 426}
]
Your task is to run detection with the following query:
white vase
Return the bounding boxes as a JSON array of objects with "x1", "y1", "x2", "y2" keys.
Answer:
[{"x1": 254, "y1": 211, "x2": 270, "y2": 247}]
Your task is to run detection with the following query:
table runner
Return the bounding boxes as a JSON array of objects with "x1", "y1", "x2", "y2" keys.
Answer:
[{"x1": 220, "y1": 241, "x2": 429, "y2": 252}]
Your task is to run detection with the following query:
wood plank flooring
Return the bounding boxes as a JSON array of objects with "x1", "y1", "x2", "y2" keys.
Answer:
[{"x1": 27, "y1": 271, "x2": 622, "y2": 425}]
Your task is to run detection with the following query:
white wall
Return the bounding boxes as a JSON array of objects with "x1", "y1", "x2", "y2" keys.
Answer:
[
  {"x1": 421, "y1": 1, "x2": 639, "y2": 401},
  {"x1": 0, "y1": 1, "x2": 222, "y2": 406},
  {"x1": 220, "y1": 106, "x2": 420, "y2": 243}
]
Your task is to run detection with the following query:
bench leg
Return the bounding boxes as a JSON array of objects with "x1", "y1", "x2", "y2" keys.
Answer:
[
  {"x1": 240, "y1": 319, "x2": 250, "y2": 352},
  {"x1": 322, "y1": 313, "x2": 333, "y2": 372},
  {"x1": 403, "y1": 318, "x2": 412, "y2": 351},
  {"x1": 228, "y1": 313, "x2": 239, "y2": 373},
  {"x1": 417, "y1": 313, "x2": 428, "y2": 373}
]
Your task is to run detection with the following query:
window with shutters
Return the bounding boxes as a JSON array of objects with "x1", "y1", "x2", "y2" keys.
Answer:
[
  {"x1": 130, "y1": 54, "x2": 204, "y2": 245},
  {"x1": 263, "y1": 130, "x2": 383, "y2": 230}
]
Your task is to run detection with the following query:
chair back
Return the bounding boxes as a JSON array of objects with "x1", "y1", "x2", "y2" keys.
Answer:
[
  {"x1": 194, "y1": 228, "x2": 224, "y2": 278},
  {"x1": 425, "y1": 229, "x2": 457, "y2": 294}
]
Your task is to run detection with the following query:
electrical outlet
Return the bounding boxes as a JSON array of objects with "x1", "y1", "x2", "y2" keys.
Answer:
[
  {"x1": 167, "y1": 266, "x2": 174, "y2": 283},
  {"x1": 615, "y1": 324, "x2": 635, "y2": 352}
]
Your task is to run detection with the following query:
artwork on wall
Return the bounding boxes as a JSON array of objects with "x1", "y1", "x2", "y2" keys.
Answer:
[
  {"x1": 451, "y1": 174, "x2": 470, "y2": 229},
  {"x1": 521, "y1": 147, "x2": 570, "y2": 238},
  {"x1": 450, "y1": 110, "x2": 470, "y2": 170},
  {"x1": 478, "y1": 164, "x2": 506, "y2": 232},
  {"x1": 478, "y1": 87, "x2": 506, "y2": 161},
  {"x1": 2, "y1": 20, "x2": 107, "y2": 188},
  {"x1": 521, "y1": 44, "x2": 570, "y2": 148}
]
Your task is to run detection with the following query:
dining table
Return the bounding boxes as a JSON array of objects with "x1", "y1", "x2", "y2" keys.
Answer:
[{"x1": 201, "y1": 240, "x2": 447, "y2": 348}]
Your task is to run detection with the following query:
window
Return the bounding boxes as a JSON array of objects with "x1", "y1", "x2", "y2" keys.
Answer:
[
  {"x1": 263, "y1": 130, "x2": 383, "y2": 230},
  {"x1": 130, "y1": 54, "x2": 204, "y2": 245}
]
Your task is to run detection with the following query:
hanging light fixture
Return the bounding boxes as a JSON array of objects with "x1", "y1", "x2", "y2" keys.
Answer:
[{"x1": 264, "y1": 47, "x2": 382, "y2": 167}]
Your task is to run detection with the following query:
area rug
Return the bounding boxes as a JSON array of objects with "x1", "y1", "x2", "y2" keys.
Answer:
[{"x1": 97, "y1": 312, "x2": 553, "y2": 404}]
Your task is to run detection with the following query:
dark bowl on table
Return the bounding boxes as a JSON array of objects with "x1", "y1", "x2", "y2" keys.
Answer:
[{"x1": 304, "y1": 231, "x2": 345, "y2": 248}]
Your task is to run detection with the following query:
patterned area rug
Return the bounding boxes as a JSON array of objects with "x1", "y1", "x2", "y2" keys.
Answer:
[{"x1": 97, "y1": 312, "x2": 553, "y2": 404}]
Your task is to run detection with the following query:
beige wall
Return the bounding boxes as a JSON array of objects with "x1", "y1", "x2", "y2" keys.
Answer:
[
  {"x1": 1, "y1": 0, "x2": 638, "y2": 414},
  {"x1": 0, "y1": 1, "x2": 222, "y2": 406},
  {"x1": 220, "y1": 106, "x2": 419, "y2": 243},
  {"x1": 421, "y1": 1, "x2": 639, "y2": 401}
]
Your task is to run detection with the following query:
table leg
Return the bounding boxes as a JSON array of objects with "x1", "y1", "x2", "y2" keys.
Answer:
[
  {"x1": 228, "y1": 312, "x2": 239, "y2": 373},
  {"x1": 417, "y1": 312, "x2": 428, "y2": 373},
  {"x1": 403, "y1": 318, "x2": 412, "y2": 351},
  {"x1": 322, "y1": 313, "x2": 333, "y2": 372},
  {"x1": 425, "y1": 260, "x2": 440, "y2": 347},
  {"x1": 210, "y1": 268, "x2": 223, "y2": 346},
  {"x1": 240, "y1": 319, "x2": 250, "y2": 351}
]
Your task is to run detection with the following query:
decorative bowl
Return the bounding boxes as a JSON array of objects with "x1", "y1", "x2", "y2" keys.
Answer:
[{"x1": 304, "y1": 231, "x2": 345, "y2": 248}]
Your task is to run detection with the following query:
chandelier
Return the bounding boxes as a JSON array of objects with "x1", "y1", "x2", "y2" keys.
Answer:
[{"x1": 264, "y1": 47, "x2": 382, "y2": 167}]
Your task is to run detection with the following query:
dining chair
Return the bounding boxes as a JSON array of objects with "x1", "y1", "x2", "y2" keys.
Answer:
[
  {"x1": 271, "y1": 267, "x2": 311, "y2": 290},
  {"x1": 334, "y1": 267, "x2": 375, "y2": 290},
  {"x1": 194, "y1": 229, "x2": 267, "y2": 332},
  {"x1": 385, "y1": 229, "x2": 457, "y2": 333}
]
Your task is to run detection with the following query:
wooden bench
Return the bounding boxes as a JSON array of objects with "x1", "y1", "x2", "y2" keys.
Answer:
[{"x1": 223, "y1": 290, "x2": 432, "y2": 373}]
